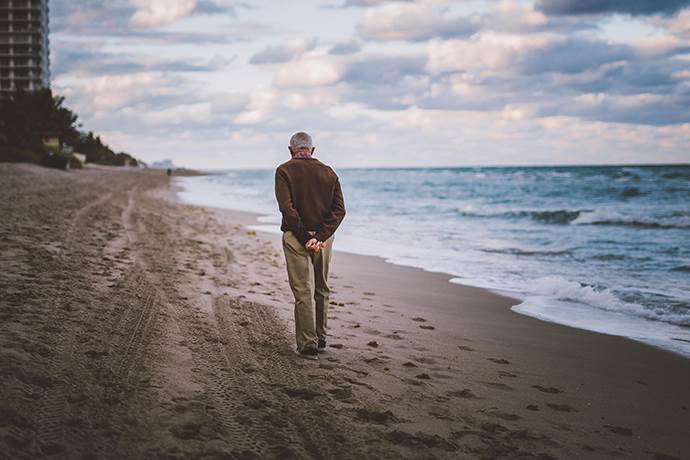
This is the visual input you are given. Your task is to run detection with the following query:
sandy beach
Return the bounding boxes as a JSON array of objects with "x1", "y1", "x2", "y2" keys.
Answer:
[{"x1": 1, "y1": 163, "x2": 688, "y2": 459}]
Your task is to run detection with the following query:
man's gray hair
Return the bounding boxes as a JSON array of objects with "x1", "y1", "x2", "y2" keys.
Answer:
[{"x1": 290, "y1": 132, "x2": 313, "y2": 150}]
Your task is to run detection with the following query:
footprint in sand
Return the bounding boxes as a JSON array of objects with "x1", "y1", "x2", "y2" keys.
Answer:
[
  {"x1": 411, "y1": 317, "x2": 427, "y2": 322},
  {"x1": 429, "y1": 409, "x2": 454, "y2": 421},
  {"x1": 532, "y1": 385, "x2": 562, "y2": 394},
  {"x1": 327, "y1": 387, "x2": 354, "y2": 402},
  {"x1": 603, "y1": 424, "x2": 633, "y2": 436},
  {"x1": 448, "y1": 389, "x2": 477, "y2": 399},
  {"x1": 481, "y1": 381, "x2": 514, "y2": 391},
  {"x1": 488, "y1": 411, "x2": 521, "y2": 421},
  {"x1": 457, "y1": 345, "x2": 475, "y2": 352},
  {"x1": 367, "y1": 341, "x2": 379, "y2": 348},
  {"x1": 40, "y1": 444, "x2": 67, "y2": 456},
  {"x1": 170, "y1": 422, "x2": 202, "y2": 440},
  {"x1": 546, "y1": 403, "x2": 576, "y2": 413},
  {"x1": 354, "y1": 408, "x2": 399, "y2": 425},
  {"x1": 498, "y1": 371, "x2": 517, "y2": 378},
  {"x1": 384, "y1": 333, "x2": 404, "y2": 340},
  {"x1": 384, "y1": 430, "x2": 458, "y2": 452},
  {"x1": 487, "y1": 358, "x2": 510, "y2": 365},
  {"x1": 419, "y1": 325, "x2": 435, "y2": 330}
]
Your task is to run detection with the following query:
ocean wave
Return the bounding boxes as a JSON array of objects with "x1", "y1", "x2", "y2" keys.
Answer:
[
  {"x1": 662, "y1": 171, "x2": 690, "y2": 180},
  {"x1": 458, "y1": 208, "x2": 690, "y2": 228},
  {"x1": 608, "y1": 170, "x2": 641, "y2": 181},
  {"x1": 529, "y1": 276, "x2": 690, "y2": 326},
  {"x1": 456, "y1": 208, "x2": 583, "y2": 224},
  {"x1": 621, "y1": 187, "x2": 644, "y2": 198},
  {"x1": 481, "y1": 247, "x2": 572, "y2": 256},
  {"x1": 572, "y1": 210, "x2": 690, "y2": 229},
  {"x1": 671, "y1": 265, "x2": 690, "y2": 273},
  {"x1": 521, "y1": 210, "x2": 581, "y2": 224}
]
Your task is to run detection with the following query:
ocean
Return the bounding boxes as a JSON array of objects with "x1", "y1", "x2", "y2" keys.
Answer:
[{"x1": 176, "y1": 164, "x2": 690, "y2": 357}]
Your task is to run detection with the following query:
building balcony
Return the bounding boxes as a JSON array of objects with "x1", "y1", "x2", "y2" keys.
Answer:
[
  {"x1": 0, "y1": 29, "x2": 44, "y2": 35},
  {"x1": 0, "y1": 62, "x2": 42, "y2": 69},
  {"x1": 0, "y1": 36, "x2": 42, "y2": 44},
  {"x1": 0, "y1": 48, "x2": 43, "y2": 55},
  {"x1": 0, "y1": 73, "x2": 42, "y2": 80},
  {"x1": 0, "y1": 6, "x2": 44, "y2": 13}
]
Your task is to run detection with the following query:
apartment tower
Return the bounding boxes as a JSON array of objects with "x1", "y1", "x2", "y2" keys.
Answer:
[{"x1": 0, "y1": 0, "x2": 50, "y2": 93}]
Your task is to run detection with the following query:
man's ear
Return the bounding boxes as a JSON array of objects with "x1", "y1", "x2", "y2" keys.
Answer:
[{"x1": 288, "y1": 146, "x2": 294, "y2": 155}]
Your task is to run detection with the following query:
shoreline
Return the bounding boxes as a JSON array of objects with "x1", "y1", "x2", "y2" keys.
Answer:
[
  {"x1": 171, "y1": 190, "x2": 690, "y2": 457},
  {"x1": 2, "y1": 164, "x2": 689, "y2": 459},
  {"x1": 176, "y1": 187, "x2": 690, "y2": 361}
]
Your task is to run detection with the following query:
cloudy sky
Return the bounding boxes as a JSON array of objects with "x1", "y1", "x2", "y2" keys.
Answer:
[{"x1": 51, "y1": 0, "x2": 690, "y2": 169}]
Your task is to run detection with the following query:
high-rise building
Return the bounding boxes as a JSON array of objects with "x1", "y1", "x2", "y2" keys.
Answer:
[{"x1": 0, "y1": 0, "x2": 50, "y2": 93}]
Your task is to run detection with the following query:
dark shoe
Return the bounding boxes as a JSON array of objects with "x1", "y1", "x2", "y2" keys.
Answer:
[
  {"x1": 317, "y1": 338, "x2": 327, "y2": 350},
  {"x1": 298, "y1": 347, "x2": 318, "y2": 360}
]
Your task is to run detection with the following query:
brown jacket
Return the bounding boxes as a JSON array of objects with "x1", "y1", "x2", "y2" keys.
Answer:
[{"x1": 275, "y1": 157, "x2": 346, "y2": 245}]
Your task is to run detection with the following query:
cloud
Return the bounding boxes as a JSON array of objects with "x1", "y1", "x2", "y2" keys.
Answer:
[
  {"x1": 53, "y1": 49, "x2": 233, "y2": 77},
  {"x1": 479, "y1": 0, "x2": 597, "y2": 33},
  {"x1": 51, "y1": 0, "x2": 690, "y2": 167},
  {"x1": 357, "y1": 3, "x2": 479, "y2": 41},
  {"x1": 194, "y1": 0, "x2": 244, "y2": 15},
  {"x1": 340, "y1": 55, "x2": 429, "y2": 109},
  {"x1": 51, "y1": 0, "x2": 253, "y2": 37},
  {"x1": 129, "y1": 0, "x2": 197, "y2": 28},
  {"x1": 329, "y1": 40, "x2": 362, "y2": 55},
  {"x1": 427, "y1": 34, "x2": 549, "y2": 74},
  {"x1": 537, "y1": 0, "x2": 690, "y2": 16},
  {"x1": 60, "y1": 72, "x2": 174, "y2": 114},
  {"x1": 649, "y1": 9, "x2": 690, "y2": 38},
  {"x1": 427, "y1": 34, "x2": 634, "y2": 76},
  {"x1": 341, "y1": 0, "x2": 413, "y2": 7},
  {"x1": 273, "y1": 56, "x2": 345, "y2": 88},
  {"x1": 343, "y1": 55, "x2": 426, "y2": 85},
  {"x1": 542, "y1": 92, "x2": 690, "y2": 126},
  {"x1": 519, "y1": 38, "x2": 632, "y2": 75},
  {"x1": 249, "y1": 38, "x2": 318, "y2": 65}
]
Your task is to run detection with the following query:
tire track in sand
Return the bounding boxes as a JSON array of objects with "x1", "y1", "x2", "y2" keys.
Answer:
[{"x1": 29, "y1": 189, "x2": 120, "y2": 457}]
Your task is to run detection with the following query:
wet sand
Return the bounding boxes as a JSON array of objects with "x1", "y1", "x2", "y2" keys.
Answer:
[{"x1": 1, "y1": 163, "x2": 688, "y2": 459}]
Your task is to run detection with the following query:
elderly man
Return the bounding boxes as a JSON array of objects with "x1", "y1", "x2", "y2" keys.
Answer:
[{"x1": 275, "y1": 132, "x2": 346, "y2": 360}]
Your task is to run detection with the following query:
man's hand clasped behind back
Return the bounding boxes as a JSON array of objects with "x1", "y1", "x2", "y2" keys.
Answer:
[{"x1": 305, "y1": 238, "x2": 324, "y2": 253}]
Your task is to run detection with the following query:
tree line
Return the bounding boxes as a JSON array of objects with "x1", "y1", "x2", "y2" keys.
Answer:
[{"x1": 0, "y1": 89, "x2": 140, "y2": 167}]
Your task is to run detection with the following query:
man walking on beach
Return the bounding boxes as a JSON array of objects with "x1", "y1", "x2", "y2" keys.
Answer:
[{"x1": 276, "y1": 132, "x2": 346, "y2": 360}]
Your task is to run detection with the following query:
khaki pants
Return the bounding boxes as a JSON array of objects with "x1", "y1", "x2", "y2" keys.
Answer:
[{"x1": 282, "y1": 231, "x2": 333, "y2": 352}]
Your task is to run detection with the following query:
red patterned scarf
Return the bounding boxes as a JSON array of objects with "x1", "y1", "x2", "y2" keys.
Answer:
[{"x1": 292, "y1": 150, "x2": 313, "y2": 159}]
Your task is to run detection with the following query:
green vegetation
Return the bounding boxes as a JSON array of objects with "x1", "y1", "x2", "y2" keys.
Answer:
[{"x1": 0, "y1": 89, "x2": 139, "y2": 167}]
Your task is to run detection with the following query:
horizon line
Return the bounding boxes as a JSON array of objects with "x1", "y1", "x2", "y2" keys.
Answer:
[{"x1": 172, "y1": 161, "x2": 690, "y2": 173}]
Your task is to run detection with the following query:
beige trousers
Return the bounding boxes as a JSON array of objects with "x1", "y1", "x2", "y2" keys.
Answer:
[{"x1": 282, "y1": 231, "x2": 333, "y2": 352}]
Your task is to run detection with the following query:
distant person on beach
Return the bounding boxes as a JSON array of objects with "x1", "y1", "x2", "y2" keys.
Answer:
[
  {"x1": 166, "y1": 168, "x2": 172, "y2": 177},
  {"x1": 275, "y1": 132, "x2": 346, "y2": 360}
]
